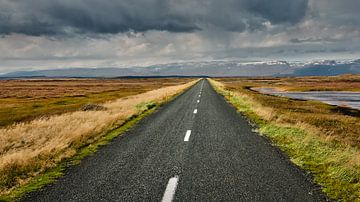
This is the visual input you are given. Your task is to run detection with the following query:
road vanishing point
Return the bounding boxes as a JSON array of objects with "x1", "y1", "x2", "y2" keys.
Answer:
[{"x1": 22, "y1": 79, "x2": 326, "y2": 202}]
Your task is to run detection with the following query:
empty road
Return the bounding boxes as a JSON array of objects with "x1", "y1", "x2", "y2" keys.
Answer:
[{"x1": 22, "y1": 79, "x2": 325, "y2": 201}]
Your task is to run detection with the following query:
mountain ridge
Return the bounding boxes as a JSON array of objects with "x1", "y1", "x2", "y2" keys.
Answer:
[{"x1": 1, "y1": 59, "x2": 359, "y2": 78}]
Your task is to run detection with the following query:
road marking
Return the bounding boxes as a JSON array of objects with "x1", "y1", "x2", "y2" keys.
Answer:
[
  {"x1": 162, "y1": 176, "x2": 179, "y2": 202},
  {"x1": 184, "y1": 130, "x2": 191, "y2": 141},
  {"x1": 199, "y1": 94, "x2": 201, "y2": 97},
  {"x1": 197, "y1": 100, "x2": 200, "y2": 103},
  {"x1": 193, "y1": 109, "x2": 198, "y2": 114}
]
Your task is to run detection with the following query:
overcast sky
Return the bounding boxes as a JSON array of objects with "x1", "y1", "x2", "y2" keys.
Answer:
[{"x1": 0, "y1": 0, "x2": 360, "y2": 73}]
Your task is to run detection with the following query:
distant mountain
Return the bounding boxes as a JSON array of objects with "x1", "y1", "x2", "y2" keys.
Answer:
[
  {"x1": 291, "y1": 60, "x2": 360, "y2": 76},
  {"x1": 2, "y1": 68, "x2": 140, "y2": 78},
  {"x1": 1, "y1": 59, "x2": 359, "y2": 78}
]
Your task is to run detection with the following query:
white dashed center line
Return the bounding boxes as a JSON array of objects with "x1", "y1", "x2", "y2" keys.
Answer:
[
  {"x1": 161, "y1": 176, "x2": 179, "y2": 202},
  {"x1": 184, "y1": 130, "x2": 191, "y2": 142},
  {"x1": 197, "y1": 100, "x2": 200, "y2": 103},
  {"x1": 193, "y1": 109, "x2": 198, "y2": 114}
]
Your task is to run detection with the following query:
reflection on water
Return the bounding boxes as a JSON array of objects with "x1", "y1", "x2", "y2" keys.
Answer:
[{"x1": 253, "y1": 88, "x2": 360, "y2": 110}]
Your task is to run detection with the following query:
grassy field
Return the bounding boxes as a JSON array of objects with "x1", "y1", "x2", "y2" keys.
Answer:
[
  {"x1": 0, "y1": 78, "x2": 194, "y2": 127},
  {"x1": 243, "y1": 74, "x2": 360, "y2": 92},
  {"x1": 0, "y1": 78, "x2": 196, "y2": 199},
  {"x1": 210, "y1": 75, "x2": 360, "y2": 201}
]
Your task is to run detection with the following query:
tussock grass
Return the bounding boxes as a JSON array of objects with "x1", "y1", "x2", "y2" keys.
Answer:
[
  {"x1": 81, "y1": 103, "x2": 107, "y2": 111},
  {"x1": 210, "y1": 78, "x2": 360, "y2": 201},
  {"x1": 0, "y1": 80, "x2": 197, "y2": 197}
]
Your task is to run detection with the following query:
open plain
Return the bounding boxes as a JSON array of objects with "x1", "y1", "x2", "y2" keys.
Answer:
[{"x1": 0, "y1": 78, "x2": 194, "y2": 127}]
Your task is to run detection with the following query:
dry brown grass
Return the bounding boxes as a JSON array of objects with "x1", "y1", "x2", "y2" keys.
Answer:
[
  {"x1": 0, "y1": 79, "x2": 197, "y2": 195},
  {"x1": 0, "y1": 78, "x2": 194, "y2": 127},
  {"x1": 0, "y1": 78, "x2": 194, "y2": 98},
  {"x1": 220, "y1": 74, "x2": 360, "y2": 92},
  {"x1": 214, "y1": 76, "x2": 360, "y2": 146}
]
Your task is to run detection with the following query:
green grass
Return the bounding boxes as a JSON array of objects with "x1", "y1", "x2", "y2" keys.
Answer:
[{"x1": 210, "y1": 79, "x2": 360, "y2": 201}]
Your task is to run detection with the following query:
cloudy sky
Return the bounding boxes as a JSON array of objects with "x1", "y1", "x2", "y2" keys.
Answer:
[{"x1": 0, "y1": 0, "x2": 360, "y2": 73}]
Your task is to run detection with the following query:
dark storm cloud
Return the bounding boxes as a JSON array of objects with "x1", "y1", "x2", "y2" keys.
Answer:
[
  {"x1": 312, "y1": 0, "x2": 360, "y2": 26},
  {"x1": 0, "y1": 0, "x2": 309, "y2": 36},
  {"x1": 245, "y1": 0, "x2": 308, "y2": 24}
]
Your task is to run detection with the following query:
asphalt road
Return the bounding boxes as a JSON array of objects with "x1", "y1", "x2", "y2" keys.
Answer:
[{"x1": 22, "y1": 79, "x2": 326, "y2": 202}]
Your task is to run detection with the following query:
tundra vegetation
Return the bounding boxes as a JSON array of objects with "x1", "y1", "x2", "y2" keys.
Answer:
[
  {"x1": 0, "y1": 78, "x2": 196, "y2": 200},
  {"x1": 0, "y1": 78, "x2": 194, "y2": 127},
  {"x1": 210, "y1": 75, "x2": 360, "y2": 201}
]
